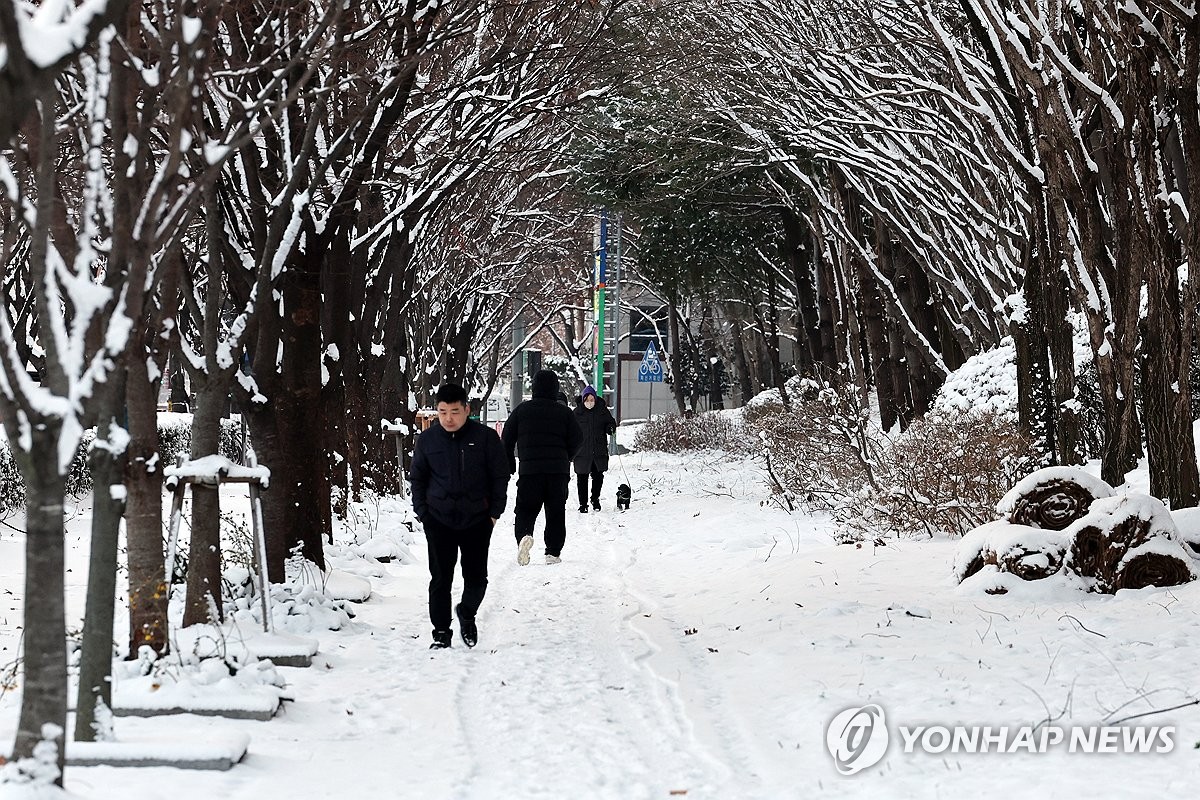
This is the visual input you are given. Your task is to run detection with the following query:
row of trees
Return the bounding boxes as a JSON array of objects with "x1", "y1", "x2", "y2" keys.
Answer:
[
  {"x1": 0, "y1": 0, "x2": 667, "y2": 784},
  {"x1": 573, "y1": 1, "x2": 1200, "y2": 505},
  {"x1": 7, "y1": 0, "x2": 1200, "y2": 786}
]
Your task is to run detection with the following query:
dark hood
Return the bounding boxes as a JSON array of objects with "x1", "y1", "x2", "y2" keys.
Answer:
[{"x1": 531, "y1": 369, "x2": 561, "y2": 399}]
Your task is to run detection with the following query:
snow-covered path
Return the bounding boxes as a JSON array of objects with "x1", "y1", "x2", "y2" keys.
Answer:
[
  {"x1": 444, "y1": 512, "x2": 734, "y2": 798},
  {"x1": 4, "y1": 448, "x2": 1200, "y2": 799}
]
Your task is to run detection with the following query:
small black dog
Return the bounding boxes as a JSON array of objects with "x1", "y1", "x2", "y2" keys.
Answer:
[{"x1": 615, "y1": 483, "x2": 631, "y2": 511}]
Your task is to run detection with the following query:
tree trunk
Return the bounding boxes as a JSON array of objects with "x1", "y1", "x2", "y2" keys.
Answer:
[
  {"x1": 245, "y1": 402, "x2": 290, "y2": 583},
  {"x1": 667, "y1": 297, "x2": 688, "y2": 413},
  {"x1": 782, "y1": 209, "x2": 820, "y2": 374},
  {"x1": 730, "y1": 319, "x2": 753, "y2": 405},
  {"x1": 887, "y1": 319, "x2": 914, "y2": 430},
  {"x1": 74, "y1": 392, "x2": 127, "y2": 743},
  {"x1": 182, "y1": 380, "x2": 226, "y2": 627},
  {"x1": 1014, "y1": 242, "x2": 1056, "y2": 462},
  {"x1": 125, "y1": 356, "x2": 169, "y2": 655},
  {"x1": 321, "y1": 222, "x2": 353, "y2": 509},
  {"x1": 11, "y1": 425, "x2": 68, "y2": 780},
  {"x1": 1131, "y1": 45, "x2": 1200, "y2": 508},
  {"x1": 277, "y1": 245, "x2": 329, "y2": 569},
  {"x1": 866, "y1": 217, "x2": 899, "y2": 431},
  {"x1": 813, "y1": 236, "x2": 841, "y2": 373},
  {"x1": 1081, "y1": 116, "x2": 1143, "y2": 484}
]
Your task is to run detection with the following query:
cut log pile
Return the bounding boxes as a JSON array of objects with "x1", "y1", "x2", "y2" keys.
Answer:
[{"x1": 956, "y1": 467, "x2": 1197, "y2": 594}]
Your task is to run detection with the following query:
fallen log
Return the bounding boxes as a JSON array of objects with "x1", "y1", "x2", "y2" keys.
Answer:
[
  {"x1": 1115, "y1": 550, "x2": 1194, "y2": 592},
  {"x1": 998, "y1": 467, "x2": 1115, "y2": 532}
]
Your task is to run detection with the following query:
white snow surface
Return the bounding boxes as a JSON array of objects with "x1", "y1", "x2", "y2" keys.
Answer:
[{"x1": 2, "y1": 441, "x2": 1200, "y2": 798}]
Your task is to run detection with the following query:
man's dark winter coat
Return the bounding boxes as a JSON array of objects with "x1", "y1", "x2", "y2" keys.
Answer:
[
  {"x1": 503, "y1": 370, "x2": 583, "y2": 474},
  {"x1": 573, "y1": 396, "x2": 617, "y2": 474},
  {"x1": 410, "y1": 418, "x2": 509, "y2": 530}
]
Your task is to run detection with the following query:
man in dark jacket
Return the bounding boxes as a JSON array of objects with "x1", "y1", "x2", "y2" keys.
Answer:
[
  {"x1": 573, "y1": 385, "x2": 617, "y2": 512},
  {"x1": 502, "y1": 369, "x2": 583, "y2": 565},
  {"x1": 410, "y1": 383, "x2": 510, "y2": 649}
]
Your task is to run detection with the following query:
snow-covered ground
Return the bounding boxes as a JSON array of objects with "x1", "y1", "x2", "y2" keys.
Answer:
[{"x1": 2, "y1": 432, "x2": 1199, "y2": 798}]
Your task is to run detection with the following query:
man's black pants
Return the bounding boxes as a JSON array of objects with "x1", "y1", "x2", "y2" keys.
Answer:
[
  {"x1": 513, "y1": 473, "x2": 570, "y2": 557},
  {"x1": 425, "y1": 517, "x2": 492, "y2": 632}
]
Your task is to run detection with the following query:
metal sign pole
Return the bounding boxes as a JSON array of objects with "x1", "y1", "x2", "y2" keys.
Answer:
[{"x1": 595, "y1": 210, "x2": 608, "y2": 391}]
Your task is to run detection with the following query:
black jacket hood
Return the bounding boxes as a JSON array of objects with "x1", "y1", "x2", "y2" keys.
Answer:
[{"x1": 531, "y1": 369, "x2": 561, "y2": 399}]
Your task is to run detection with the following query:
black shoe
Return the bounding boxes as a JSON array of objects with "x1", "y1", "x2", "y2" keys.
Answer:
[
  {"x1": 579, "y1": 504, "x2": 588, "y2": 513},
  {"x1": 455, "y1": 604, "x2": 478, "y2": 648},
  {"x1": 591, "y1": 500, "x2": 601, "y2": 511},
  {"x1": 430, "y1": 629, "x2": 452, "y2": 649}
]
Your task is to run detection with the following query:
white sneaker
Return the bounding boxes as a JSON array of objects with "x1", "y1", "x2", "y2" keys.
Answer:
[
  {"x1": 546, "y1": 555, "x2": 562, "y2": 565},
  {"x1": 517, "y1": 535, "x2": 534, "y2": 566}
]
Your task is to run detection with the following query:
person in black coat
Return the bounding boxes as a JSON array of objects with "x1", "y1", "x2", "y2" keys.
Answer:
[
  {"x1": 573, "y1": 385, "x2": 617, "y2": 512},
  {"x1": 502, "y1": 369, "x2": 583, "y2": 565},
  {"x1": 410, "y1": 383, "x2": 510, "y2": 649}
]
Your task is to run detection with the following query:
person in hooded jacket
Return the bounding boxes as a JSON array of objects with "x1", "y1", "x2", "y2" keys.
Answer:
[
  {"x1": 573, "y1": 385, "x2": 617, "y2": 513},
  {"x1": 410, "y1": 383, "x2": 510, "y2": 649},
  {"x1": 502, "y1": 369, "x2": 583, "y2": 565}
]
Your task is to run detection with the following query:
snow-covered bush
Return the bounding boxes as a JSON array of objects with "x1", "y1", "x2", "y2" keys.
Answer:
[
  {"x1": 633, "y1": 410, "x2": 750, "y2": 453},
  {"x1": 1, "y1": 429, "x2": 94, "y2": 515},
  {"x1": 745, "y1": 379, "x2": 884, "y2": 513},
  {"x1": 0, "y1": 443, "x2": 22, "y2": 517},
  {"x1": 1, "y1": 416, "x2": 246, "y2": 519},
  {"x1": 739, "y1": 387, "x2": 785, "y2": 431},
  {"x1": 931, "y1": 334, "x2": 1104, "y2": 460},
  {"x1": 746, "y1": 377, "x2": 1037, "y2": 538},
  {"x1": 158, "y1": 414, "x2": 245, "y2": 466},
  {"x1": 845, "y1": 410, "x2": 1037, "y2": 539}
]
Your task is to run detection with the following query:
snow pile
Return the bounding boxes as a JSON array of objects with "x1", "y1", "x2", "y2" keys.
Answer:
[
  {"x1": 0, "y1": 723, "x2": 66, "y2": 794},
  {"x1": 236, "y1": 582, "x2": 354, "y2": 634},
  {"x1": 349, "y1": 532, "x2": 416, "y2": 564},
  {"x1": 333, "y1": 494, "x2": 418, "y2": 565},
  {"x1": 112, "y1": 650, "x2": 285, "y2": 716}
]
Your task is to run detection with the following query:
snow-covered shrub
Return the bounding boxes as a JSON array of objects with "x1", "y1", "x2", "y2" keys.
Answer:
[
  {"x1": 739, "y1": 387, "x2": 785, "y2": 431},
  {"x1": 844, "y1": 411, "x2": 1037, "y2": 539},
  {"x1": 745, "y1": 379, "x2": 884, "y2": 512},
  {"x1": 157, "y1": 416, "x2": 192, "y2": 466},
  {"x1": 158, "y1": 415, "x2": 245, "y2": 466},
  {"x1": 930, "y1": 340, "x2": 1019, "y2": 420},
  {"x1": 931, "y1": 334, "x2": 1104, "y2": 460},
  {"x1": 633, "y1": 410, "x2": 750, "y2": 453},
  {"x1": 748, "y1": 377, "x2": 1037, "y2": 538},
  {"x1": 0, "y1": 429, "x2": 94, "y2": 515},
  {"x1": 0, "y1": 443, "x2": 20, "y2": 517}
]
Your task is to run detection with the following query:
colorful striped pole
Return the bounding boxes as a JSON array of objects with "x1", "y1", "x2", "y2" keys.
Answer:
[{"x1": 595, "y1": 210, "x2": 608, "y2": 391}]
